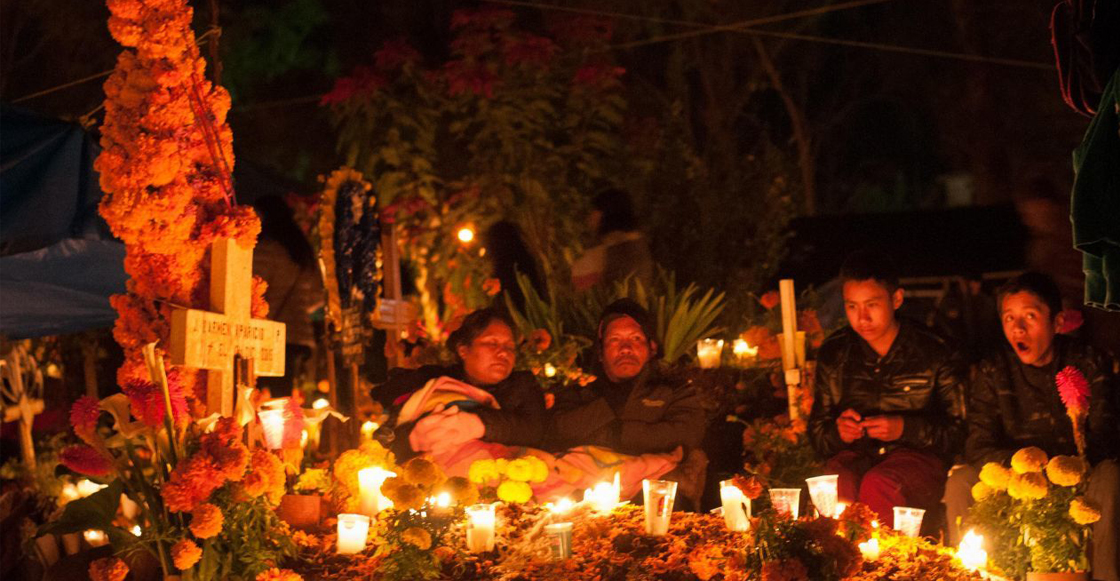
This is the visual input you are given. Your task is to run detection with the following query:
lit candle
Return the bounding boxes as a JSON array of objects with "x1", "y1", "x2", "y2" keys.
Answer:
[
  {"x1": 543, "y1": 363, "x2": 557, "y2": 378},
  {"x1": 336, "y1": 513, "x2": 370, "y2": 554},
  {"x1": 83, "y1": 529, "x2": 108, "y2": 547},
  {"x1": 892, "y1": 506, "x2": 926, "y2": 538},
  {"x1": 957, "y1": 529, "x2": 988, "y2": 572},
  {"x1": 313, "y1": 398, "x2": 330, "y2": 410},
  {"x1": 732, "y1": 339, "x2": 759, "y2": 365},
  {"x1": 858, "y1": 537, "x2": 880, "y2": 560},
  {"x1": 583, "y1": 472, "x2": 621, "y2": 512},
  {"x1": 805, "y1": 475, "x2": 839, "y2": 520},
  {"x1": 76, "y1": 479, "x2": 107, "y2": 498},
  {"x1": 360, "y1": 420, "x2": 379, "y2": 441},
  {"x1": 548, "y1": 497, "x2": 574, "y2": 516},
  {"x1": 696, "y1": 339, "x2": 724, "y2": 369},
  {"x1": 834, "y1": 502, "x2": 848, "y2": 519},
  {"x1": 465, "y1": 504, "x2": 496, "y2": 553},
  {"x1": 258, "y1": 408, "x2": 286, "y2": 450},
  {"x1": 719, "y1": 480, "x2": 751, "y2": 532},
  {"x1": 131, "y1": 525, "x2": 142, "y2": 537},
  {"x1": 61, "y1": 483, "x2": 79, "y2": 502},
  {"x1": 358, "y1": 467, "x2": 396, "y2": 517}
]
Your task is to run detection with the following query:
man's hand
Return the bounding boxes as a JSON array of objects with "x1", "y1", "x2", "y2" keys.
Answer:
[
  {"x1": 861, "y1": 415, "x2": 904, "y2": 442},
  {"x1": 409, "y1": 408, "x2": 485, "y2": 452},
  {"x1": 837, "y1": 408, "x2": 864, "y2": 443}
]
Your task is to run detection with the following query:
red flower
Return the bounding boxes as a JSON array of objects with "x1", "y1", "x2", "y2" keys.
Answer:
[
  {"x1": 1056, "y1": 365, "x2": 1090, "y2": 413},
  {"x1": 121, "y1": 376, "x2": 187, "y2": 428},
  {"x1": 374, "y1": 39, "x2": 421, "y2": 71},
  {"x1": 483, "y1": 278, "x2": 502, "y2": 297},
  {"x1": 759, "y1": 291, "x2": 780, "y2": 310},
  {"x1": 319, "y1": 67, "x2": 387, "y2": 106},
  {"x1": 731, "y1": 474, "x2": 762, "y2": 500},
  {"x1": 573, "y1": 64, "x2": 625, "y2": 88},
  {"x1": 544, "y1": 392, "x2": 556, "y2": 409},
  {"x1": 442, "y1": 60, "x2": 498, "y2": 98},
  {"x1": 61, "y1": 445, "x2": 113, "y2": 477},
  {"x1": 530, "y1": 328, "x2": 551, "y2": 352},
  {"x1": 71, "y1": 396, "x2": 102, "y2": 445}
]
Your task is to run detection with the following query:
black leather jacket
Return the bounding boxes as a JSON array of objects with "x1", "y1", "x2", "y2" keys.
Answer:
[
  {"x1": 966, "y1": 336, "x2": 1119, "y2": 466},
  {"x1": 808, "y1": 320, "x2": 968, "y2": 463}
]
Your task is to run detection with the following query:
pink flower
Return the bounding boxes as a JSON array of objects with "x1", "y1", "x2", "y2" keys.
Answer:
[
  {"x1": 61, "y1": 445, "x2": 113, "y2": 477},
  {"x1": 71, "y1": 396, "x2": 102, "y2": 444},
  {"x1": 121, "y1": 376, "x2": 187, "y2": 428},
  {"x1": 1058, "y1": 308, "x2": 1084, "y2": 334},
  {"x1": 282, "y1": 396, "x2": 305, "y2": 449},
  {"x1": 1056, "y1": 365, "x2": 1090, "y2": 413}
]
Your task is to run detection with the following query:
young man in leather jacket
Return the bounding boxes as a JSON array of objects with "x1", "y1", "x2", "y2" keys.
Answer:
[
  {"x1": 942, "y1": 272, "x2": 1118, "y2": 580},
  {"x1": 808, "y1": 250, "x2": 968, "y2": 526}
]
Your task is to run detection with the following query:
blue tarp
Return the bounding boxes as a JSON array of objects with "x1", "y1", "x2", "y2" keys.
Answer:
[{"x1": 0, "y1": 105, "x2": 126, "y2": 338}]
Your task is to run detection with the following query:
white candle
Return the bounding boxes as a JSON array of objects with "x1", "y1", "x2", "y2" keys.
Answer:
[
  {"x1": 583, "y1": 472, "x2": 621, "y2": 512},
  {"x1": 358, "y1": 467, "x2": 396, "y2": 517},
  {"x1": 465, "y1": 504, "x2": 496, "y2": 553},
  {"x1": 719, "y1": 480, "x2": 751, "y2": 531},
  {"x1": 83, "y1": 529, "x2": 108, "y2": 547},
  {"x1": 858, "y1": 536, "x2": 880, "y2": 560},
  {"x1": 360, "y1": 421, "x2": 379, "y2": 441},
  {"x1": 805, "y1": 474, "x2": 839, "y2": 520},
  {"x1": 549, "y1": 497, "x2": 574, "y2": 516},
  {"x1": 778, "y1": 279, "x2": 798, "y2": 371},
  {"x1": 835, "y1": 501, "x2": 849, "y2": 519},
  {"x1": 957, "y1": 529, "x2": 988, "y2": 571},
  {"x1": 732, "y1": 339, "x2": 758, "y2": 365},
  {"x1": 336, "y1": 513, "x2": 370, "y2": 554},
  {"x1": 696, "y1": 339, "x2": 724, "y2": 369}
]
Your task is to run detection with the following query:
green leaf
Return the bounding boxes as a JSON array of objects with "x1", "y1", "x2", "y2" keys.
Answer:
[{"x1": 39, "y1": 479, "x2": 123, "y2": 536}]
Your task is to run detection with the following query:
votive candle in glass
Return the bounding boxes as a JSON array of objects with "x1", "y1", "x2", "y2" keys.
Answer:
[
  {"x1": 258, "y1": 407, "x2": 287, "y2": 450},
  {"x1": 358, "y1": 467, "x2": 396, "y2": 517},
  {"x1": 336, "y1": 513, "x2": 370, "y2": 554},
  {"x1": 642, "y1": 479, "x2": 678, "y2": 536},
  {"x1": 696, "y1": 339, "x2": 724, "y2": 369},
  {"x1": 957, "y1": 529, "x2": 988, "y2": 571},
  {"x1": 805, "y1": 474, "x2": 839, "y2": 519},
  {"x1": 892, "y1": 506, "x2": 925, "y2": 538},
  {"x1": 545, "y1": 522, "x2": 573, "y2": 560},
  {"x1": 732, "y1": 339, "x2": 759, "y2": 365},
  {"x1": 465, "y1": 504, "x2": 496, "y2": 553},
  {"x1": 769, "y1": 488, "x2": 801, "y2": 519}
]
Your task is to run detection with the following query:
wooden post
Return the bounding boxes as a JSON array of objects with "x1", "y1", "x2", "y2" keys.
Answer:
[
  {"x1": 1, "y1": 344, "x2": 44, "y2": 471},
  {"x1": 168, "y1": 238, "x2": 286, "y2": 417}
]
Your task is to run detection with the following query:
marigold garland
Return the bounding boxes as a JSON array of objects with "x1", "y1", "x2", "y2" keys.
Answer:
[{"x1": 97, "y1": 0, "x2": 266, "y2": 405}]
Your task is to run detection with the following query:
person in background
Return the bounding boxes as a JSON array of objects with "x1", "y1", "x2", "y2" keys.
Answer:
[
  {"x1": 252, "y1": 195, "x2": 324, "y2": 396},
  {"x1": 943, "y1": 272, "x2": 1118, "y2": 580},
  {"x1": 571, "y1": 188, "x2": 653, "y2": 291},
  {"x1": 808, "y1": 250, "x2": 967, "y2": 528},
  {"x1": 374, "y1": 307, "x2": 545, "y2": 461}
]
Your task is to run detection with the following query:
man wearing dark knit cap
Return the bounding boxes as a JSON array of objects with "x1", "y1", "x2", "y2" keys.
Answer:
[{"x1": 546, "y1": 298, "x2": 706, "y2": 456}]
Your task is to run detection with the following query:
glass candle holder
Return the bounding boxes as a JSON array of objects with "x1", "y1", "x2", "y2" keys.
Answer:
[
  {"x1": 696, "y1": 339, "x2": 724, "y2": 369},
  {"x1": 545, "y1": 522, "x2": 573, "y2": 560},
  {"x1": 769, "y1": 488, "x2": 801, "y2": 519},
  {"x1": 336, "y1": 513, "x2": 370, "y2": 554},
  {"x1": 892, "y1": 506, "x2": 926, "y2": 538},
  {"x1": 465, "y1": 504, "x2": 496, "y2": 553},
  {"x1": 719, "y1": 479, "x2": 751, "y2": 531},
  {"x1": 257, "y1": 408, "x2": 287, "y2": 450},
  {"x1": 805, "y1": 474, "x2": 839, "y2": 519},
  {"x1": 642, "y1": 479, "x2": 678, "y2": 536},
  {"x1": 357, "y1": 467, "x2": 396, "y2": 517},
  {"x1": 732, "y1": 339, "x2": 759, "y2": 365}
]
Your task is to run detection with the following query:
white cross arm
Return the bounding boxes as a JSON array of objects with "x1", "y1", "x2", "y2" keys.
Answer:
[{"x1": 168, "y1": 308, "x2": 286, "y2": 376}]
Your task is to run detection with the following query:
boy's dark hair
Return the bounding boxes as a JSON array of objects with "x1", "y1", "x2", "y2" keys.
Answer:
[
  {"x1": 839, "y1": 249, "x2": 900, "y2": 293},
  {"x1": 447, "y1": 307, "x2": 517, "y2": 358},
  {"x1": 995, "y1": 272, "x2": 1063, "y2": 319}
]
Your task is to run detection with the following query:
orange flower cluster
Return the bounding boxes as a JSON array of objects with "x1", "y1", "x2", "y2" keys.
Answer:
[
  {"x1": 240, "y1": 449, "x2": 286, "y2": 505},
  {"x1": 163, "y1": 417, "x2": 249, "y2": 512},
  {"x1": 97, "y1": 0, "x2": 264, "y2": 400},
  {"x1": 89, "y1": 557, "x2": 129, "y2": 581}
]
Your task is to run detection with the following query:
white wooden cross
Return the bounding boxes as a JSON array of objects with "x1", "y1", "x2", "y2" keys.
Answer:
[
  {"x1": 1, "y1": 342, "x2": 45, "y2": 470},
  {"x1": 169, "y1": 238, "x2": 286, "y2": 416}
]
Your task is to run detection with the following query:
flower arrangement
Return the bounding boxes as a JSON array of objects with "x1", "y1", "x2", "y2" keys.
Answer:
[
  {"x1": 45, "y1": 347, "x2": 296, "y2": 581},
  {"x1": 967, "y1": 446, "x2": 1100, "y2": 578},
  {"x1": 731, "y1": 413, "x2": 822, "y2": 490},
  {"x1": 738, "y1": 288, "x2": 829, "y2": 366},
  {"x1": 96, "y1": 0, "x2": 265, "y2": 403},
  {"x1": 467, "y1": 455, "x2": 549, "y2": 504}
]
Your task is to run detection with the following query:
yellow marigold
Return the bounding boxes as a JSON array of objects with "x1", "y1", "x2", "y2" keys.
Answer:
[
  {"x1": 1008, "y1": 472, "x2": 1048, "y2": 500},
  {"x1": 505, "y1": 458, "x2": 536, "y2": 482},
  {"x1": 1070, "y1": 497, "x2": 1102, "y2": 525},
  {"x1": 468, "y1": 459, "x2": 500, "y2": 484},
  {"x1": 386, "y1": 482, "x2": 425, "y2": 511},
  {"x1": 527, "y1": 456, "x2": 550, "y2": 483},
  {"x1": 189, "y1": 503, "x2": 223, "y2": 539},
  {"x1": 241, "y1": 449, "x2": 286, "y2": 505},
  {"x1": 403, "y1": 457, "x2": 444, "y2": 488},
  {"x1": 89, "y1": 557, "x2": 129, "y2": 581},
  {"x1": 1011, "y1": 447, "x2": 1049, "y2": 474},
  {"x1": 255, "y1": 568, "x2": 303, "y2": 581},
  {"x1": 496, "y1": 480, "x2": 533, "y2": 504},
  {"x1": 1045, "y1": 455, "x2": 1087, "y2": 487},
  {"x1": 979, "y1": 462, "x2": 1013, "y2": 490},
  {"x1": 971, "y1": 481, "x2": 995, "y2": 502},
  {"x1": 445, "y1": 476, "x2": 480, "y2": 506},
  {"x1": 171, "y1": 539, "x2": 202, "y2": 570},
  {"x1": 401, "y1": 526, "x2": 433, "y2": 550}
]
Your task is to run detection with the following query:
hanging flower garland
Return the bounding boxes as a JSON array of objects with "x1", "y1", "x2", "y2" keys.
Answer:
[{"x1": 95, "y1": 0, "x2": 267, "y2": 401}]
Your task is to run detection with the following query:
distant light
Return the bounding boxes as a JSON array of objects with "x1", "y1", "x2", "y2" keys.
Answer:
[
  {"x1": 312, "y1": 398, "x2": 329, "y2": 410},
  {"x1": 131, "y1": 525, "x2": 142, "y2": 537},
  {"x1": 457, "y1": 227, "x2": 475, "y2": 244},
  {"x1": 544, "y1": 363, "x2": 557, "y2": 378}
]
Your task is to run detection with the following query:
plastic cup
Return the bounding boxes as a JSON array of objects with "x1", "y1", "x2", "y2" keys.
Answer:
[
  {"x1": 805, "y1": 474, "x2": 839, "y2": 519},
  {"x1": 893, "y1": 506, "x2": 925, "y2": 538},
  {"x1": 642, "y1": 479, "x2": 678, "y2": 535},
  {"x1": 545, "y1": 522, "x2": 573, "y2": 559},
  {"x1": 769, "y1": 488, "x2": 801, "y2": 519}
]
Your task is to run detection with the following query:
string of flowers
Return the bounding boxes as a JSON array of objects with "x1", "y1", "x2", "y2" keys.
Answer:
[{"x1": 95, "y1": 0, "x2": 266, "y2": 402}]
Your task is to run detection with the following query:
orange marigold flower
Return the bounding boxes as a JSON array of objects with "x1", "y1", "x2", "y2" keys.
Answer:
[
  {"x1": 200, "y1": 417, "x2": 249, "y2": 482},
  {"x1": 163, "y1": 454, "x2": 223, "y2": 512},
  {"x1": 256, "y1": 568, "x2": 303, "y2": 581},
  {"x1": 530, "y1": 328, "x2": 551, "y2": 352},
  {"x1": 241, "y1": 449, "x2": 286, "y2": 504},
  {"x1": 760, "y1": 558, "x2": 808, "y2": 581},
  {"x1": 403, "y1": 457, "x2": 444, "y2": 488},
  {"x1": 731, "y1": 474, "x2": 763, "y2": 500},
  {"x1": 70, "y1": 396, "x2": 102, "y2": 445},
  {"x1": 89, "y1": 557, "x2": 129, "y2": 581},
  {"x1": 401, "y1": 526, "x2": 432, "y2": 550},
  {"x1": 60, "y1": 445, "x2": 113, "y2": 477},
  {"x1": 189, "y1": 503, "x2": 224, "y2": 539},
  {"x1": 171, "y1": 539, "x2": 202, "y2": 570}
]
